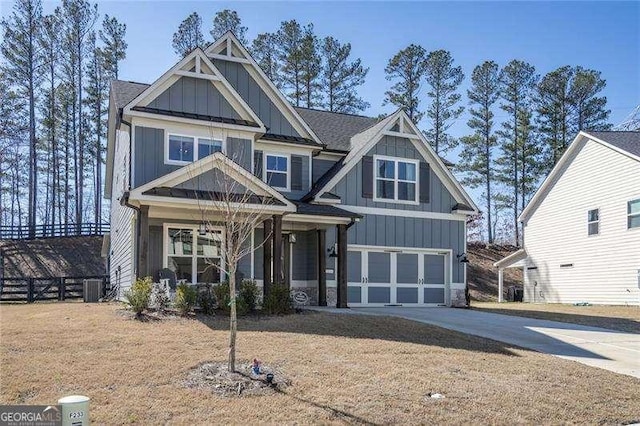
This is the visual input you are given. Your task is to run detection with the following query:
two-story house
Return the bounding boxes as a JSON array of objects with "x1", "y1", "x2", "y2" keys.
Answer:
[
  {"x1": 105, "y1": 32, "x2": 478, "y2": 307},
  {"x1": 495, "y1": 131, "x2": 640, "y2": 305}
]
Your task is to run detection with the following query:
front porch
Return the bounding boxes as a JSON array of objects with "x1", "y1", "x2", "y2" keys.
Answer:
[{"x1": 134, "y1": 202, "x2": 359, "y2": 308}]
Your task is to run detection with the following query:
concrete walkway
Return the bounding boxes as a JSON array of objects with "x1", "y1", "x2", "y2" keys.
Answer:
[{"x1": 306, "y1": 306, "x2": 640, "y2": 378}]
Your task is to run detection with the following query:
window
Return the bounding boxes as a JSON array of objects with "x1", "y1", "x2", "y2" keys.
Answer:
[
  {"x1": 265, "y1": 154, "x2": 288, "y2": 190},
  {"x1": 167, "y1": 135, "x2": 194, "y2": 164},
  {"x1": 374, "y1": 156, "x2": 418, "y2": 203},
  {"x1": 628, "y1": 199, "x2": 640, "y2": 229},
  {"x1": 587, "y1": 209, "x2": 599, "y2": 235},
  {"x1": 166, "y1": 227, "x2": 223, "y2": 284},
  {"x1": 198, "y1": 138, "x2": 223, "y2": 160},
  {"x1": 166, "y1": 134, "x2": 224, "y2": 164}
]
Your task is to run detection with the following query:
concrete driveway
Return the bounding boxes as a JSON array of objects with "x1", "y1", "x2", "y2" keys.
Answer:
[{"x1": 309, "y1": 306, "x2": 640, "y2": 378}]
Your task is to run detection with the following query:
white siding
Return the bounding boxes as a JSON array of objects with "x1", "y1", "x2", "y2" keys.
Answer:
[
  {"x1": 109, "y1": 128, "x2": 136, "y2": 297},
  {"x1": 523, "y1": 138, "x2": 640, "y2": 305}
]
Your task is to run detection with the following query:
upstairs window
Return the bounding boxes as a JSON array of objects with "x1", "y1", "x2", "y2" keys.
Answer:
[
  {"x1": 265, "y1": 154, "x2": 289, "y2": 190},
  {"x1": 374, "y1": 156, "x2": 418, "y2": 203},
  {"x1": 587, "y1": 209, "x2": 599, "y2": 236},
  {"x1": 167, "y1": 135, "x2": 194, "y2": 164},
  {"x1": 628, "y1": 199, "x2": 640, "y2": 229},
  {"x1": 198, "y1": 138, "x2": 223, "y2": 160}
]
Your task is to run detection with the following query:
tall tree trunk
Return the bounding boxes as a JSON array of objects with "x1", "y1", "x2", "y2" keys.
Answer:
[
  {"x1": 77, "y1": 33, "x2": 84, "y2": 233},
  {"x1": 485, "y1": 124, "x2": 493, "y2": 244}
]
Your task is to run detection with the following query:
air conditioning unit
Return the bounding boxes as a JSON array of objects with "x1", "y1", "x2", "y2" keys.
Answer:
[{"x1": 83, "y1": 279, "x2": 102, "y2": 303}]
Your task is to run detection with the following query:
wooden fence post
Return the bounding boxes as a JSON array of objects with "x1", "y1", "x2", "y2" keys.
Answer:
[
  {"x1": 27, "y1": 278, "x2": 34, "y2": 303},
  {"x1": 59, "y1": 277, "x2": 66, "y2": 301}
]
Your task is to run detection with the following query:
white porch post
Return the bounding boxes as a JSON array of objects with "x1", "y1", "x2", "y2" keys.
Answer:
[{"x1": 498, "y1": 268, "x2": 504, "y2": 303}]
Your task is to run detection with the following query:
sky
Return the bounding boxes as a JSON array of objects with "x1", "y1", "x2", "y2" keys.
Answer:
[{"x1": 1, "y1": 0, "x2": 639, "y2": 218}]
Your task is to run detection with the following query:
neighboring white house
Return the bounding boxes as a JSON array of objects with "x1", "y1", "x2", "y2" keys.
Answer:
[{"x1": 495, "y1": 131, "x2": 640, "y2": 306}]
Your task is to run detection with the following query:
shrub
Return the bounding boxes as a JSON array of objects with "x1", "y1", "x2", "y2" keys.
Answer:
[
  {"x1": 197, "y1": 284, "x2": 216, "y2": 315},
  {"x1": 263, "y1": 283, "x2": 293, "y2": 315},
  {"x1": 124, "y1": 276, "x2": 152, "y2": 317},
  {"x1": 212, "y1": 282, "x2": 230, "y2": 312},
  {"x1": 239, "y1": 280, "x2": 260, "y2": 313},
  {"x1": 213, "y1": 281, "x2": 250, "y2": 315},
  {"x1": 175, "y1": 283, "x2": 197, "y2": 315}
]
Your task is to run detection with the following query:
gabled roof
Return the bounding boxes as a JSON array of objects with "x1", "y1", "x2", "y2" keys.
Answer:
[
  {"x1": 519, "y1": 130, "x2": 640, "y2": 223},
  {"x1": 112, "y1": 80, "x2": 149, "y2": 111},
  {"x1": 585, "y1": 131, "x2": 640, "y2": 158},
  {"x1": 204, "y1": 31, "x2": 322, "y2": 146},
  {"x1": 293, "y1": 107, "x2": 379, "y2": 151},
  {"x1": 493, "y1": 248, "x2": 527, "y2": 269},
  {"x1": 306, "y1": 109, "x2": 479, "y2": 212},
  {"x1": 122, "y1": 48, "x2": 265, "y2": 131}
]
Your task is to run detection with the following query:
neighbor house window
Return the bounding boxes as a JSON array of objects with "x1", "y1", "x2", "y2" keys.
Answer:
[
  {"x1": 166, "y1": 227, "x2": 223, "y2": 284},
  {"x1": 628, "y1": 199, "x2": 640, "y2": 229},
  {"x1": 167, "y1": 135, "x2": 194, "y2": 164},
  {"x1": 374, "y1": 156, "x2": 418, "y2": 203},
  {"x1": 265, "y1": 154, "x2": 288, "y2": 190},
  {"x1": 587, "y1": 209, "x2": 599, "y2": 235},
  {"x1": 198, "y1": 138, "x2": 223, "y2": 160}
]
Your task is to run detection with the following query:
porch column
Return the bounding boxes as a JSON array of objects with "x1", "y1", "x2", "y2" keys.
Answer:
[
  {"x1": 263, "y1": 218, "x2": 272, "y2": 297},
  {"x1": 138, "y1": 205, "x2": 149, "y2": 278},
  {"x1": 336, "y1": 224, "x2": 348, "y2": 308},
  {"x1": 317, "y1": 229, "x2": 327, "y2": 306},
  {"x1": 272, "y1": 215, "x2": 283, "y2": 285},
  {"x1": 498, "y1": 268, "x2": 504, "y2": 303}
]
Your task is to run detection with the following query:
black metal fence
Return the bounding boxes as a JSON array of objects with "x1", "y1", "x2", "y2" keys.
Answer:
[
  {"x1": 0, "y1": 222, "x2": 110, "y2": 240},
  {"x1": 0, "y1": 275, "x2": 110, "y2": 303}
]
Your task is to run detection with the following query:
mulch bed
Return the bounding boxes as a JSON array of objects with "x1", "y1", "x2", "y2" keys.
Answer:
[{"x1": 184, "y1": 361, "x2": 290, "y2": 397}]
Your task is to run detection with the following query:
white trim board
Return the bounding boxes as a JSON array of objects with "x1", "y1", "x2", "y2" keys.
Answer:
[{"x1": 339, "y1": 205, "x2": 468, "y2": 222}]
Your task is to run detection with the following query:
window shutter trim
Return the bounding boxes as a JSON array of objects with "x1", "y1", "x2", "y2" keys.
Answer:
[
  {"x1": 291, "y1": 155, "x2": 303, "y2": 191},
  {"x1": 419, "y1": 162, "x2": 430, "y2": 203},
  {"x1": 362, "y1": 156, "x2": 373, "y2": 199}
]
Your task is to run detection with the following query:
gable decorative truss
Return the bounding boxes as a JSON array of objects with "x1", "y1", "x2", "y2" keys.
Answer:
[
  {"x1": 129, "y1": 152, "x2": 296, "y2": 213},
  {"x1": 122, "y1": 48, "x2": 266, "y2": 132},
  {"x1": 204, "y1": 31, "x2": 323, "y2": 146},
  {"x1": 519, "y1": 130, "x2": 640, "y2": 224},
  {"x1": 313, "y1": 109, "x2": 479, "y2": 213}
]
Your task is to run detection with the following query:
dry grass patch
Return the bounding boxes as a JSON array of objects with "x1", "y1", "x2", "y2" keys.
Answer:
[
  {"x1": 1, "y1": 302, "x2": 639, "y2": 424},
  {"x1": 473, "y1": 302, "x2": 640, "y2": 333}
]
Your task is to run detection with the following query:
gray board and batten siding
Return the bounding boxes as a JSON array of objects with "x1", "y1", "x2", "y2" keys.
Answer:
[
  {"x1": 212, "y1": 59, "x2": 300, "y2": 138},
  {"x1": 326, "y1": 134, "x2": 465, "y2": 283},
  {"x1": 133, "y1": 126, "x2": 252, "y2": 189},
  {"x1": 147, "y1": 76, "x2": 241, "y2": 120}
]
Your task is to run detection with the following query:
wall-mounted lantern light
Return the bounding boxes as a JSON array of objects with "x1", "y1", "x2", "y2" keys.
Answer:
[
  {"x1": 457, "y1": 253, "x2": 469, "y2": 264},
  {"x1": 328, "y1": 245, "x2": 338, "y2": 258}
]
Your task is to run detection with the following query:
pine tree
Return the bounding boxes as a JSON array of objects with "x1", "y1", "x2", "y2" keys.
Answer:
[
  {"x1": 422, "y1": 49, "x2": 465, "y2": 154},
  {"x1": 99, "y1": 14, "x2": 126, "y2": 80},
  {"x1": 210, "y1": 9, "x2": 247, "y2": 44},
  {"x1": 495, "y1": 59, "x2": 537, "y2": 246},
  {"x1": 85, "y1": 32, "x2": 109, "y2": 224},
  {"x1": 38, "y1": 13, "x2": 62, "y2": 229},
  {"x1": 1, "y1": 0, "x2": 44, "y2": 237},
  {"x1": 299, "y1": 24, "x2": 322, "y2": 108},
  {"x1": 535, "y1": 66, "x2": 574, "y2": 170},
  {"x1": 172, "y1": 12, "x2": 205, "y2": 57},
  {"x1": 251, "y1": 32, "x2": 279, "y2": 84},
  {"x1": 516, "y1": 107, "x2": 542, "y2": 214},
  {"x1": 569, "y1": 66, "x2": 611, "y2": 131},
  {"x1": 384, "y1": 44, "x2": 427, "y2": 123},
  {"x1": 321, "y1": 36, "x2": 369, "y2": 113},
  {"x1": 459, "y1": 61, "x2": 500, "y2": 243},
  {"x1": 59, "y1": 0, "x2": 97, "y2": 232},
  {"x1": 275, "y1": 20, "x2": 305, "y2": 106}
]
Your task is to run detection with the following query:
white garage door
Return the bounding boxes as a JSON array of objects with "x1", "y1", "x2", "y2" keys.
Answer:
[{"x1": 347, "y1": 247, "x2": 447, "y2": 306}]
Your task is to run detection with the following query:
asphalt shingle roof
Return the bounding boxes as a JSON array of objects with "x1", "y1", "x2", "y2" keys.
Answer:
[
  {"x1": 585, "y1": 131, "x2": 640, "y2": 158},
  {"x1": 294, "y1": 107, "x2": 380, "y2": 152},
  {"x1": 112, "y1": 80, "x2": 149, "y2": 110},
  {"x1": 291, "y1": 201, "x2": 361, "y2": 219}
]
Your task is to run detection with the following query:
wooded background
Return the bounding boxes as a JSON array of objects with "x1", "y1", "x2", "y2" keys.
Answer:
[{"x1": 1, "y1": 1, "x2": 620, "y2": 244}]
